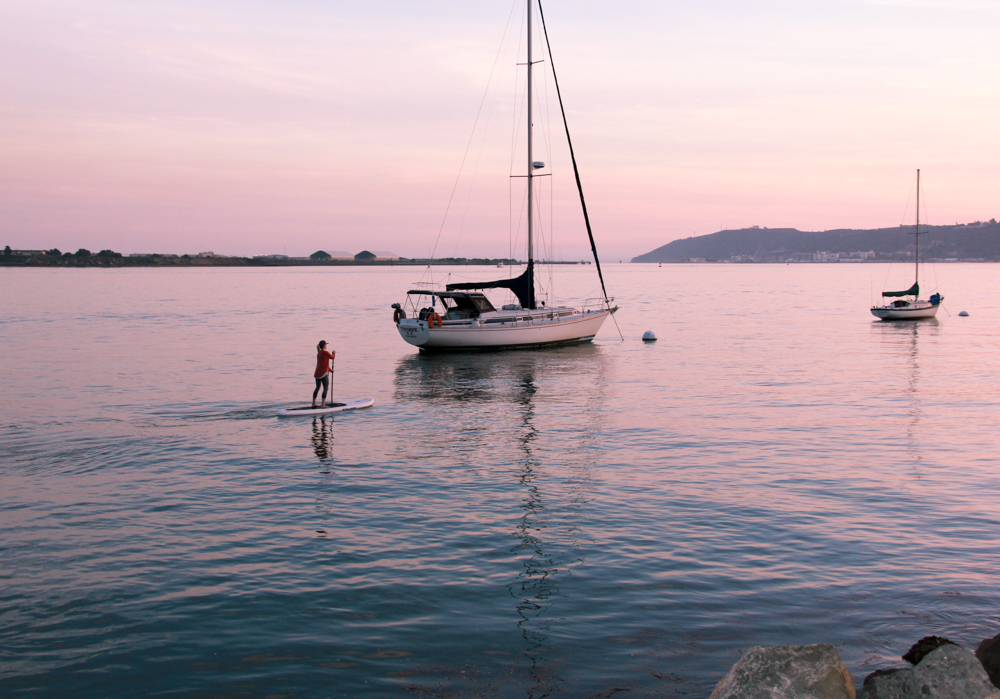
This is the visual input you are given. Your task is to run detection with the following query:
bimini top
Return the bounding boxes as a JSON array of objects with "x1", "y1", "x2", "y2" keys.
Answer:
[{"x1": 406, "y1": 290, "x2": 496, "y2": 313}]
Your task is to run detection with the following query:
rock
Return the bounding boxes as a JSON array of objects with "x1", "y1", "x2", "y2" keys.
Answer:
[
  {"x1": 902, "y1": 635, "x2": 957, "y2": 665},
  {"x1": 862, "y1": 644, "x2": 1000, "y2": 699},
  {"x1": 710, "y1": 644, "x2": 856, "y2": 699},
  {"x1": 976, "y1": 632, "x2": 1000, "y2": 689},
  {"x1": 862, "y1": 668, "x2": 902, "y2": 686}
]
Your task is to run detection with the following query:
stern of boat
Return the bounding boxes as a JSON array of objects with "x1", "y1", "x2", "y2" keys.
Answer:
[{"x1": 397, "y1": 318, "x2": 430, "y2": 347}]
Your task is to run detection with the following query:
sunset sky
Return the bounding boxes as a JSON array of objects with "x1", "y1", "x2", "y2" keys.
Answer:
[{"x1": 2, "y1": 0, "x2": 998, "y2": 260}]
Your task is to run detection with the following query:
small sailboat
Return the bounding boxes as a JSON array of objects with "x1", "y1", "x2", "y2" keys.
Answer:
[
  {"x1": 871, "y1": 170, "x2": 943, "y2": 320},
  {"x1": 392, "y1": 0, "x2": 616, "y2": 352}
]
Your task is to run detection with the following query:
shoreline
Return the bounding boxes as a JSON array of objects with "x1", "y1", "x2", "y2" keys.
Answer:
[{"x1": 0, "y1": 255, "x2": 592, "y2": 269}]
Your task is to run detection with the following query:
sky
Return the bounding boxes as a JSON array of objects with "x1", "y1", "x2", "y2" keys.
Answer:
[{"x1": 1, "y1": 0, "x2": 998, "y2": 260}]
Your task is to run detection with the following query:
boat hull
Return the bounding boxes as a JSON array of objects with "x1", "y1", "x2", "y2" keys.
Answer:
[
  {"x1": 870, "y1": 302, "x2": 940, "y2": 320},
  {"x1": 397, "y1": 309, "x2": 612, "y2": 352}
]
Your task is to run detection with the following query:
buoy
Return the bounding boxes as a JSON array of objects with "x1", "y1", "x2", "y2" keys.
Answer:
[
  {"x1": 642, "y1": 330, "x2": 657, "y2": 342},
  {"x1": 959, "y1": 310, "x2": 969, "y2": 317}
]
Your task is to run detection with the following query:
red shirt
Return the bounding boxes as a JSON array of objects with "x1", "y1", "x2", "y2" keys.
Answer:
[{"x1": 314, "y1": 349, "x2": 335, "y2": 378}]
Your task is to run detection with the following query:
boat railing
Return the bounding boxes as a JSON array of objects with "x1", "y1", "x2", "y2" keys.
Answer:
[{"x1": 581, "y1": 297, "x2": 615, "y2": 312}]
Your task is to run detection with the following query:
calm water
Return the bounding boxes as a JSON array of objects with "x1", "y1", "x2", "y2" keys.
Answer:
[{"x1": 2, "y1": 263, "x2": 999, "y2": 698}]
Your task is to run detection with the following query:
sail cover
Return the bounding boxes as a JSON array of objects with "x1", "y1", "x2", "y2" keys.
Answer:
[
  {"x1": 446, "y1": 261, "x2": 536, "y2": 309},
  {"x1": 882, "y1": 282, "x2": 919, "y2": 297}
]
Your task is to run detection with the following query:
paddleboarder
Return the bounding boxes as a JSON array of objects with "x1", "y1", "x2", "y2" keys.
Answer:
[{"x1": 312, "y1": 341, "x2": 336, "y2": 408}]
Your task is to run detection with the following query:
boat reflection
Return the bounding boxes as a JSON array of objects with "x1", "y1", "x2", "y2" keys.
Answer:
[
  {"x1": 393, "y1": 342, "x2": 607, "y2": 405},
  {"x1": 393, "y1": 345, "x2": 608, "y2": 687},
  {"x1": 871, "y1": 319, "x2": 938, "y2": 473}
]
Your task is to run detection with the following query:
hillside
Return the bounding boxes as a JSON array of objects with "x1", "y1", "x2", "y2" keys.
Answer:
[{"x1": 632, "y1": 221, "x2": 1000, "y2": 263}]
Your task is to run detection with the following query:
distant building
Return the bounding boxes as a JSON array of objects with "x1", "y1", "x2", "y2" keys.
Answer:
[
  {"x1": 197, "y1": 251, "x2": 216, "y2": 258},
  {"x1": 371, "y1": 250, "x2": 401, "y2": 261},
  {"x1": 354, "y1": 250, "x2": 377, "y2": 261},
  {"x1": 310, "y1": 250, "x2": 331, "y2": 260}
]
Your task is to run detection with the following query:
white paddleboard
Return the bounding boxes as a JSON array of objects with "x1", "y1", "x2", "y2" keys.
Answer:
[{"x1": 277, "y1": 397, "x2": 374, "y2": 417}]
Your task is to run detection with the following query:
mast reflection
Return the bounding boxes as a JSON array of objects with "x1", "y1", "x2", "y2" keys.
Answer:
[
  {"x1": 393, "y1": 346, "x2": 608, "y2": 691},
  {"x1": 872, "y1": 319, "x2": 938, "y2": 474},
  {"x1": 507, "y1": 368, "x2": 561, "y2": 692}
]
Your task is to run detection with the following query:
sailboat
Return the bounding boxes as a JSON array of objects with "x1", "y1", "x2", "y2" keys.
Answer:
[
  {"x1": 392, "y1": 0, "x2": 616, "y2": 352},
  {"x1": 871, "y1": 170, "x2": 943, "y2": 320}
]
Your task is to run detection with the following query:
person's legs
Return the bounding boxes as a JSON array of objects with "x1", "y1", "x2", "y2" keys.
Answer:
[
  {"x1": 312, "y1": 377, "x2": 323, "y2": 407},
  {"x1": 320, "y1": 375, "x2": 330, "y2": 406}
]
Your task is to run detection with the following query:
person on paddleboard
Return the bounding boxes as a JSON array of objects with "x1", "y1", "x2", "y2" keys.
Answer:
[{"x1": 312, "y1": 341, "x2": 335, "y2": 408}]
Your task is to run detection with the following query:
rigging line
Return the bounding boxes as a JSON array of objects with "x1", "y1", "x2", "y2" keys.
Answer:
[
  {"x1": 427, "y1": 1, "x2": 519, "y2": 268},
  {"x1": 537, "y1": 0, "x2": 610, "y2": 305},
  {"x1": 920, "y1": 181, "x2": 941, "y2": 291},
  {"x1": 609, "y1": 300, "x2": 624, "y2": 341},
  {"x1": 510, "y1": 173, "x2": 529, "y2": 267},
  {"x1": 882, "y1": 178, "x2": 916, "y2": 292},
  {"x1": 536, "y1": 45, "x2": 553, "y2": 175},
  {"x1": 549, "y1": 168, "x2": 555, "y2": 304},
  {"x1": 453, "y1": 34, "x2": 509, "y2": 258}
]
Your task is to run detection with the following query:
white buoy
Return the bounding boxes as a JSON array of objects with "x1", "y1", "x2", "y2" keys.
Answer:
[
  {"x1": 959, "y1": 310, "x2": 969, "y2": 317},
  {"x1": 642, "y1": 330, "x2": 657, "y2": 342}
]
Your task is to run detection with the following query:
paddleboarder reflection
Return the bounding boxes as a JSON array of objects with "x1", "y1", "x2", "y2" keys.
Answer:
[
  {"x1": 311, "y1": 415, "x2": 334, "y2": 464},
  {"x1": 312, "y1": 340, "x2": 336, "y2": 408}
]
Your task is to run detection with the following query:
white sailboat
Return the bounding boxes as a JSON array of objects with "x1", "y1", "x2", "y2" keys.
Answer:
[
  {"x1": 871, "y1": 170, "x2": 944, "y2": 320},
  {"x1": 392, "y1": 0, "x2": 617, "y2": 352}
]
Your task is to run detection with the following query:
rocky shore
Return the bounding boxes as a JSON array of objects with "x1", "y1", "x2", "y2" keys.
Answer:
[{"x1": 710, "y1": 632, "x2": 1000, "y2": 698}]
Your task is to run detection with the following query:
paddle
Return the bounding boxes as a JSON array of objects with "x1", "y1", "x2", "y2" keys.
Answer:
[{"x1": 327, "y1": 355, "x2": 335, "y2": 407}]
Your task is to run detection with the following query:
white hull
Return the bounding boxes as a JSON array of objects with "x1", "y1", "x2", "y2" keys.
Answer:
[
  {"x1": 871, "y1": 301, "x2": 940, "y2": 320},
  {"x1": 398, "y1": 308, "x2": 611, "y2": 351}
]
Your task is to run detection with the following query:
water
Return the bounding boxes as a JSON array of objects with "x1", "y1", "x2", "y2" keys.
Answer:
[{"x1": 2, "y1": 263, "x2": 999, "y2": 697}]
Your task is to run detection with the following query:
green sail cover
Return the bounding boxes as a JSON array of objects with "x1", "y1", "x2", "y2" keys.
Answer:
[{"x1": 883, "y1": 282, "x2": 919, "y2": 297}]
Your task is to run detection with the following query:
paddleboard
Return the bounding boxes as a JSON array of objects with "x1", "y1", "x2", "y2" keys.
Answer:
[{"x1": 277, "y1": 397, "x2": 374, "y2": 417}]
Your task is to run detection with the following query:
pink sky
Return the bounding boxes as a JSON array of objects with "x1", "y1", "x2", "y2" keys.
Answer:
[{"x1": 1, "y1": 0, "x2": 998, "y2": 260}]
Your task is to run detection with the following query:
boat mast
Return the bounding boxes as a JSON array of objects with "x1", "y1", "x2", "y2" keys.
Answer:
[
  {"x1": 526, "y1": 0, "x2": 534, "y2": 281},
  {"x1": 914, "y1": 168, "x2": 920, "y2": 290}
]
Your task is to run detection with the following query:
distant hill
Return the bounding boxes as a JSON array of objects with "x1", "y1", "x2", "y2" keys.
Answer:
[{"x1": 632, "y1": 221, "x2": 1000, "y2": 263}]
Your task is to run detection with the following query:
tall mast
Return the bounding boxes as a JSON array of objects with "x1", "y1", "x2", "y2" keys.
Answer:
[
  {"x1": 915, "y1": 168, "x2": 920, "y2": 288},
  {"x1": 526, "y1": 0, "x2": 534, "y2": 272}
]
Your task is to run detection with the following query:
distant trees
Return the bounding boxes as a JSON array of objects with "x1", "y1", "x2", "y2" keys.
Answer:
[
  {"x1": 3, "y1": 245, "x2": 10, "y2": 256},
  {"x1": 47, "y1": 248, "x2": 61, "y2": 256},
  {"x1": 75, "y1": 248, "x2": 91, "y2": 257},
  {"x1": 97, "y1": 249, "x2": 121, "y2": 258}
]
